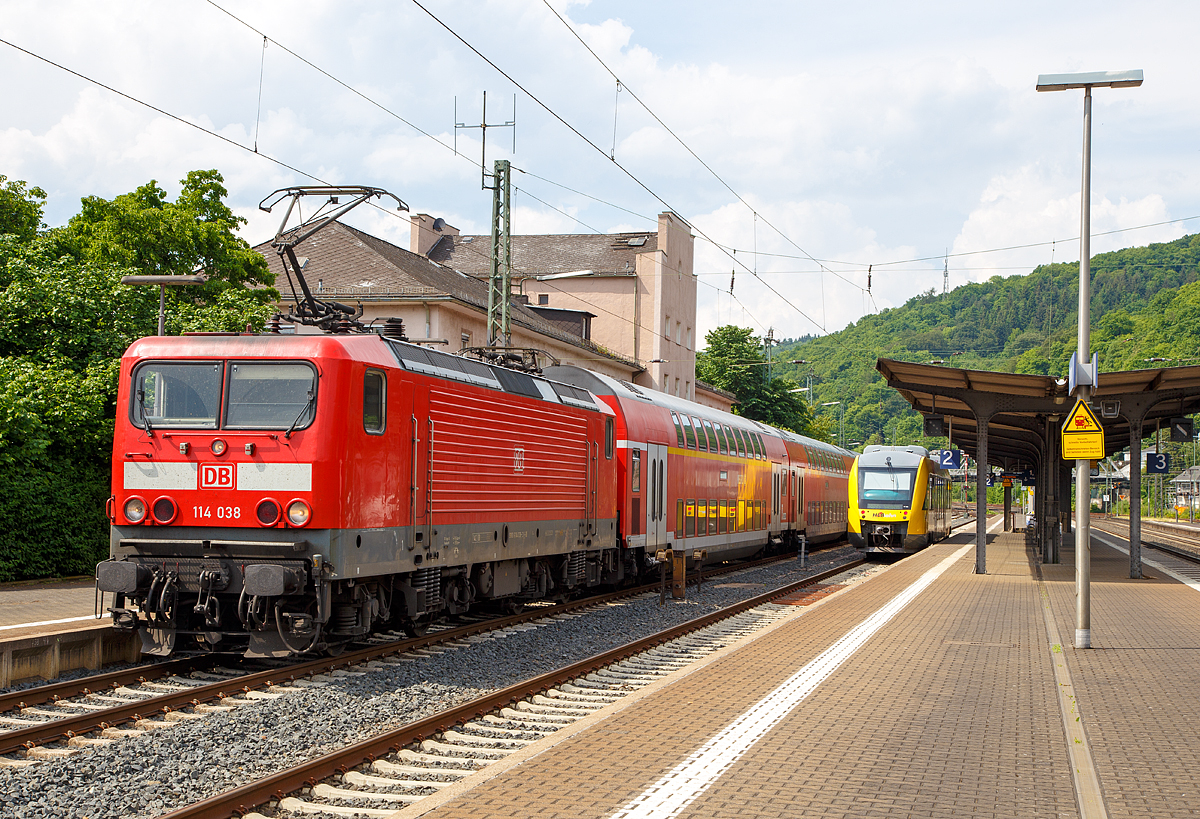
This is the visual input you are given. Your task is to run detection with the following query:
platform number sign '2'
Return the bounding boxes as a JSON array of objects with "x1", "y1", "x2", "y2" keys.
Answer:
[
  {"x1": 936, "y1": 449, "x2": 961, "y2": 469},
  {"x1": 1146, "y1": 452, "x2": 1171, "y2": 474}
]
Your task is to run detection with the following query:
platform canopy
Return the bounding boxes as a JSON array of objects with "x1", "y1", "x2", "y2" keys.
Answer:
[{"x1": 876, "y1": 358, "x2": 1200, "y2": 471}]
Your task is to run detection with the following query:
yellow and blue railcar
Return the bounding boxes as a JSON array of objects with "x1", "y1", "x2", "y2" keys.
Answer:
[{"x1": 848, "y1": 445, "x2": 952, "y2": 554}]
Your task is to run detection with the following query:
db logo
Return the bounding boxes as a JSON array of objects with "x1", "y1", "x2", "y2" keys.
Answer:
[{"x1": 200, "y1": 464, "x2": 235, "y2": 489}]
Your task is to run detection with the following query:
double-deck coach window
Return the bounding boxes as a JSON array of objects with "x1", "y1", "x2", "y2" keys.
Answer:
[{"x1": 363, "y1": 370, "x2": 385, "y2": 434}]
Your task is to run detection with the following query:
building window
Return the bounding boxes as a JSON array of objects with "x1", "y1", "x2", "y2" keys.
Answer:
[
  {"x1": 460, "y1": 331, "x2": 471, "y2": 350},
  {"x1": 664, "y1": 316, "x2": 670, "y2": 338},
  {"x1": 685, "y1": 380, "x2": 691, "y2": 399},
  {"x1": 538, "y1": 293, "x2": 549, "y2": 305},
  {"x1": 686, "y1": 327, "x2": 693, "y2": 350},
  {"x1": 674, "y1": 377, "x2": 681, "y2": 397},
  {"x1": 675, "y1": 321, "x2": 682, "y2": 345}
]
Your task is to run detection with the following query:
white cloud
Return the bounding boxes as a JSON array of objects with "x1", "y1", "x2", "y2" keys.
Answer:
[{"x1": 2, "y1": 0, "x2": 1199, "y2": 349}]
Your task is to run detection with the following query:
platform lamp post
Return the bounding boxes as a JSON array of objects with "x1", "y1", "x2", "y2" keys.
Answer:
[
  {"x1": 1037, "y1": 68, "x2": 1142, "y2": 650},
  {"x1": 121, "y1": 273, "x2": 207, "y2": 335},
  {"x1": 821, "y1": 401, "x2": 844, "y2": 449}
]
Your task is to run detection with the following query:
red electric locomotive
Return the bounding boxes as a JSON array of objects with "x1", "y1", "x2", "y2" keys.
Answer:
[{"x1": 97, "y1": 329, "x2": 621, "y2": 657}]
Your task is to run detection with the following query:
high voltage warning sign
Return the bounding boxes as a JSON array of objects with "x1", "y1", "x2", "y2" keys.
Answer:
[{"x1": 1061, "y1": 399, "x2": 1105, "y2": 460}]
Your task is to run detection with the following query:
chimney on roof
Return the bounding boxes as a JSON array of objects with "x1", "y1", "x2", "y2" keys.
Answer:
[{"x1": 410, "y1": 213, "x2": 460, "y2": 257}]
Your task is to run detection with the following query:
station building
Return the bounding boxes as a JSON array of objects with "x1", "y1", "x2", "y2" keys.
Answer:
[{"x1": 255, "y1": 211, "x2": 734, "y2": 411}]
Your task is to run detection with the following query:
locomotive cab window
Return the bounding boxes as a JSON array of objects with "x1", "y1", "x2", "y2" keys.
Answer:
[
  {"x1": 131, "y1": 361, "x2": 222, "y2": 429},
  {"x1": 363, "y1": 370, "x2": 385, "y2": 434},
  {"x1": 859, "y1": 467, "x2": 917, "y2": 508},
  {"x1": 226, "y1": 362, "x2": 318, "y2": 430}
]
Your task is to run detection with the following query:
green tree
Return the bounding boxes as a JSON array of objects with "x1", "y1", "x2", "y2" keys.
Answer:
[
  {"x1": 0, "y1": 175, "x2": 46, "y2": 242},
  {"x1": 696, "y1": 326, "x2": 815, "y2": 436},
  {"x1": 0, "y1": 171, "x2": 277, "y2": 581},
  {"x1": 65, "y1": 169, "x2": 275, "y2": 305}
]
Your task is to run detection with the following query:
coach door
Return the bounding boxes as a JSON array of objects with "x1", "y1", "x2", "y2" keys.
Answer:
[
  {"x1": 410, "y1": 391, "x2": 431, "y2": 551},
  {"x1": 645, "y1": 443, "x2": 669, "y2": 549},
  {"x1": 772, "y1": 464, "x2": 784, "y2": 532}
]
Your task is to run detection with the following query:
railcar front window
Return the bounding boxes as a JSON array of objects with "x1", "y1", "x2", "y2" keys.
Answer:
[
  {"x1": 858, "y1": 467, "x2": 918, "y2": 508},
  {"x1": 132, "y1": 362, "x2": 222, "y2": 429},
  {"x1": 226, "y1": 362, "x2": 317, "y2": 429}
]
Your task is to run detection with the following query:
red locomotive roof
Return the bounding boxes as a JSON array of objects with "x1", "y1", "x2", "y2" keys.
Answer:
[{"x1": 122, "y1": 333, "x2": 397, "y2": 367}]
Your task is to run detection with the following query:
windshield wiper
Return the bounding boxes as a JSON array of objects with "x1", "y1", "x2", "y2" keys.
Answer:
[
  {"x1": 137, "y1": 389, "x2": 156, "y2": 437},
  {"x1": 284, "y1": 390, "x2": 316, "y2": 439}
]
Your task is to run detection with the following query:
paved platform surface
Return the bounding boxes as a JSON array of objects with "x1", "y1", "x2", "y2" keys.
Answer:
[
  {"x1": 0, "y1": 577, "x2": 104, "y2": 639},
  {"x1": 396, "y1": 525, "x2": 1200, "y2": 819}
]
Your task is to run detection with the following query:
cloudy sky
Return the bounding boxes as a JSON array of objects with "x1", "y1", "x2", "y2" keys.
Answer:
[{"x1": 2, "y1": 0, "x2": 1196, "y2": 343}]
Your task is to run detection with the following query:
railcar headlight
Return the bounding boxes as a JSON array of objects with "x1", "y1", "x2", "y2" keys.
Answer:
[
  {"x1": 210, "y1": 438, "x2": 228, "y2": 456},
  {"x1": 151, "y1": 496, "x2": 178, "y2": 524},
  {"x1": 124, "y1": 496, "x2": 147, "y2": 524},
  {"x1": 286, "y1": 499, "x2": 311, "y2": 527},
  {"x1": 256, "y1": 499, "x2": 282, "y2": 526}
]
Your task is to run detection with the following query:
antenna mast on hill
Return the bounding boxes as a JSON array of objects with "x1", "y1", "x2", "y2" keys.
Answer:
[{"x1": 943, "y1": 249, "x2": 949, "y2": 295}]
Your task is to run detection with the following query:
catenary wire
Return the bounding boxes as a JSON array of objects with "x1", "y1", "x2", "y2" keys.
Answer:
[
  {"x1": 537, "y1": 0, "x2": 861, "y2": 295},
  {"x1": 406, "y1": 0, "x2": 825, "y2": 332}
]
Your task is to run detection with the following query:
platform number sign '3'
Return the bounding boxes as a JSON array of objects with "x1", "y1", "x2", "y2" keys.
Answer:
[{"x1": 1146, "y1": 452, "x2": 1171, "y2": 474}]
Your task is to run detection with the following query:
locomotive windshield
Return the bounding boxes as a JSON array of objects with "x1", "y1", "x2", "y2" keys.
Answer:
[
  {"x1": 133, "y1": 362, "x2": 222, "y2": 429},
  {"x1": 858, "y1": 467, "x2": 918, "y2": 508},
  {"x1": 130, "y1": 360, "x2": 317, "y2": 430},
  {"x1": 226, "y1": 362, "x2": 316, "y2": 429}
]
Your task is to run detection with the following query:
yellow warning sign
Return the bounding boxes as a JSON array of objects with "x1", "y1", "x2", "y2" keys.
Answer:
[{"x1": 1061, "y1": 400, "x2": 1105, "y2": 460}]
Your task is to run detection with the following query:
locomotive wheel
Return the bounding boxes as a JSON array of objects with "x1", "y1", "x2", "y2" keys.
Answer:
[{"x1": 401, "y1": 615, "x2": 432, "y2": 637}]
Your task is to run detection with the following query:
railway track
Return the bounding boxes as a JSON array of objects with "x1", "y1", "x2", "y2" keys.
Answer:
[
  {"x1": 0, "y1": 547, "x2": 837, "y2": 764},
  {"x1": 1091, "y1": 516, "x2": 1200, "y2": 574},
  {"x1": 154, "y1": 555, "x2": 869, "y2": 819}
]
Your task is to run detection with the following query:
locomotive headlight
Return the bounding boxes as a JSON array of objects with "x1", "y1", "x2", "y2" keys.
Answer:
[
  {"x1": 210, "y1": 438, "x2": 228, "y2": 456},
  {"x1": 256, "y1": 498, "x2": 282, "y2": 526},
  {"x1": 151, "y1": 496, "x2": 178, "y2": 524},
  {"x1": 286, "y1": 499, "x2": 311, "y2": 527},
  {"x1": 124, "y1": 496, "x2": 148, "y2": 524}
]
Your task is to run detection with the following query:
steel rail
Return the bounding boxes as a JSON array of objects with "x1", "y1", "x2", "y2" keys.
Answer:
[
  {"x1": 1092, "y1": 517, "x2": 1200, "y2": 564},
  {"x1": 0, "y1": 655, "x2": 221, "y2": 715},
  {"x1": 157, "y1": 557, "x2": 864, "y2": 819},
  {"x1": 0, "y1": 548, "x2": 828, "y2": 755}
]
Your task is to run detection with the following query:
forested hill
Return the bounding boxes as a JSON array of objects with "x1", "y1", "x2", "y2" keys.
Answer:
[{"x1": 771, "y1": 232, "x2": 1200, "y2": 447}]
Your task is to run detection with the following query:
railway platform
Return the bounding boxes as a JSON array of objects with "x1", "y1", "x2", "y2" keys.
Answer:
[
  {"x1": 394, "y1": 525, "x2": 1200, "y2": 819},
  {"x1": 0, "y1": 578, "x2": 136, "y2": 687}
]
